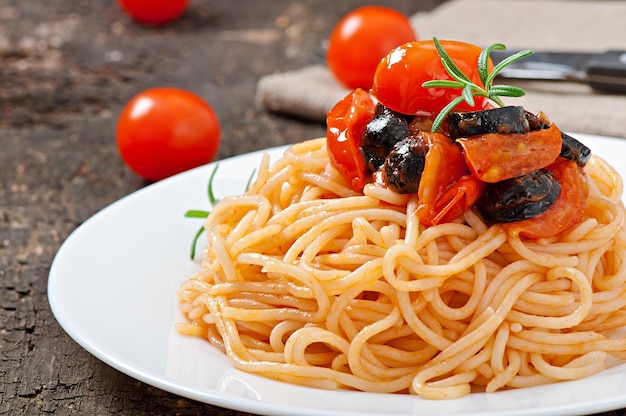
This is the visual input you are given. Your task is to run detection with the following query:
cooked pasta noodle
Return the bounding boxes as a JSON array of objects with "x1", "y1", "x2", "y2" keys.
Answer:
[{"x1": 177, "y1": 137, "x2": 626, "y2": 399}]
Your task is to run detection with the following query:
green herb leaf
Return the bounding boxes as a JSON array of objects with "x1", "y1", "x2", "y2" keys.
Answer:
[
  {"x1": 486, "y1": 49, "x2": 533, "y2": 87},
  {"x1": 478, "y1": 43, "x2": 506, "y2": 85},
  {"x1": 186, "y1": 164, "x2": 257, "y2": 260},
  {"x1": 488, "y1": 85, "x2": 527, "y2": 97},
  {"x1": 207, "y1": 163, "x2": 219, "y2": 206},
  {"x1": 462, "y1": 84, "x2": 475, "y2": 107},
  {"x1": 433, "y1": 37, "x2": 472, "y2": 84},
  {"x1": 189, "y1": 226, "x2": 206, "y2": 260},
  {"x1": 431, "y1": 95, "x2": 467, "y2": 134},
  {"x1": 422, "y1": 80, "x2": 466, "y2": 89},
  {"x1": 423, "y1": 38, "x2": 534, "y2": 132},
  {"x1": 245, "y1": 168, "x2": 257, "y2": 191},
  {"x1": 184, "y1": 210, "x2": 210, "y2": 218},
  {"x1": 187, "y1": 164, "x2": 220, "y2": 260}
]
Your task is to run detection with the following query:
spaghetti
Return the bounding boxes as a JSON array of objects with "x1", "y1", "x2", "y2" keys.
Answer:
[{"x1": 177, "y1": 137, "x2": 626, "y2": 399}]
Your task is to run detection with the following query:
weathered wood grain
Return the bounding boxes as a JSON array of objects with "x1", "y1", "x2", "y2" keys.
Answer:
[{"x1": 2, "y1": 1, "x2": 624, "y2": 415}]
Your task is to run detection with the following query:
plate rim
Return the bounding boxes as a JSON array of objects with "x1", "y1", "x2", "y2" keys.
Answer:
[{"x1": 48, "y1": 133, "x2": 626, "y2": 416}]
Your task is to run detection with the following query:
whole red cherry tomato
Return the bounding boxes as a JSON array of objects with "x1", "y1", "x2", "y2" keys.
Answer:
[
  {"x1": 326, "y1": 88, "x2": 376, "y2": 191},
  {"x1": 372, "y1": 40, "x2": 493, "y2": 116},
  {"x1": 116, "y1": 87, "x2": 220, "y2": 182},
  {"x1": 326, "y1": 6, "x2": 416, "y2": 90},
  {"x1": 117, "y1": 0, "x2": 189, "y2": 25}
]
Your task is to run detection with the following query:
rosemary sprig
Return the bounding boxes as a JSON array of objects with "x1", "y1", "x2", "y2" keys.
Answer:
[
  {"x1": 184, "y1": 165, "x2": 257, "y2": 260},
  {"x1": 245, "y1": 167, "x2": 257, "y2": 191},
  {"x1": 184, "y1": 163, "x2": 220, "y2": 259},
  {"x1": 422, "y1": 37, "x2": 534, "y2": 133}
]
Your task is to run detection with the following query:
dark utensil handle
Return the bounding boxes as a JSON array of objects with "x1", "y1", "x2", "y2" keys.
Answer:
[{"x1": 585, "y1": 51, "x2": 626, "y2": 93}]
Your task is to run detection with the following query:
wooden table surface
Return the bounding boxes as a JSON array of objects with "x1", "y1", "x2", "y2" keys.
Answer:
[{"x1": 1, "y1": 0, "x2": 625, "y2": 415}]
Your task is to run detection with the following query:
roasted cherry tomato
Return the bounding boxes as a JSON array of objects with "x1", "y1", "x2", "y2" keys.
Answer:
[
  {"x1": 415, "y1": 132, "x2": 470, "y2": 226},
  {"x1": 372, "y1": 40, "x2": 492, "y2": 116},
  {"x1": 457, "y1": 124, "x2": 563, "y2": 183},
  {"x1": 503, "y1": 158, "x2": 589, "y2": 239},
  {"x1": 326, "y1": 88, "x2": 376, "y2": 191},
  {"x1": 432, "y1": 174, "x2": 485, "y2": 225},
  {"x1": 326, "y1": 6, "x2": 416, "y2": 89},
  {"x1": 117, "y1": 0, "x2": 189, "y2": 25},
  {"x1": 116, "y1": 87, "x2": 220, "y2": 182}
]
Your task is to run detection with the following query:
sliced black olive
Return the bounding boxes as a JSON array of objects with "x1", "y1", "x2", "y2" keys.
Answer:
[
  {"x1": 560, "y1": 132, "x2": 591, "y2": 167},
  {"x1": 361, "y1": 105, "x2": 410, "y2": 173},
  {"x1": 382, "y1": 136, "x2": 428, "y2": 194},
  {"x1": 477, "y1": 169, "x2": 561, "y2": 223},
  {"x1": 447, "y1": 106, "x2": 530, "y2": 139},
  {"x1": 525, "y1": 110, "x2": 550, "y2": 131}
]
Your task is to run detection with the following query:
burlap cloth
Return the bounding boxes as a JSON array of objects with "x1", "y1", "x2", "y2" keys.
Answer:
[{"x1": 256, "y1": 0, "x2": 626, "y2": 138}]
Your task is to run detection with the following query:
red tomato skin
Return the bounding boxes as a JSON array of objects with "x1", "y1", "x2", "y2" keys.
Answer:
[
  {"x1": 372, "y1": 40, "x2": 492, "y2": 116},
  {"x1": 415, "y1": 131, "x2": 470, "y2": 226},
  {"x1": 326, "y1": 6, "x2": 416, "y2": 90},
  {"x1": 116, "y1": 87, "x2": 220, "y2": 182},
  {"x1": 503, "y1": 158, "x2": 589, "y2": 239},
  {"x1": 117, "y1": 0, "x2": 189, "y2": 25},
  {"x1": 432, "y1": 174, "x2": 485, "y2": 225},
  {"x1": 457, "y1": 124, "x2": 563, "y2": 183},
  {"x1": 326, "y1": 89, "x2": 376, "y2": 191}
]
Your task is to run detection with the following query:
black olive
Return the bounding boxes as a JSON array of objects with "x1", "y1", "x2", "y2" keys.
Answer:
[
  {"x1": 560, "y1": 132, "x2": 591, "y2": 167},
  {"x1": 477, "y1": 169, "x2": 561, "y2": 223},
  {"x1": 525, "y1": 110, "x2": 550, "y2": 131},
  {"x1": 361, "y1": 105, "x2": 410, "y2": 173},
  {"x1": 381, "y1": 136, "x2": 428, "y2": 194},
  {"x1": 447, "y1": 106, "x2": 530, "y2": 139}
]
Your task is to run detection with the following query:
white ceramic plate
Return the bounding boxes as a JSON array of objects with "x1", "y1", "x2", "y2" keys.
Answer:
[{"x1": 49, "y1": 133, "x2": 626, "y2": 416}]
